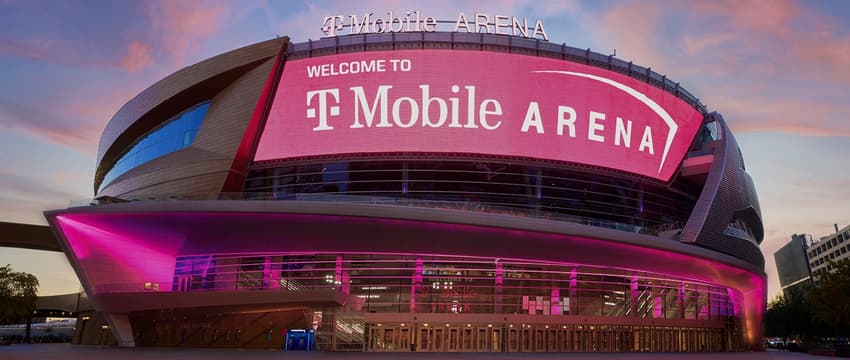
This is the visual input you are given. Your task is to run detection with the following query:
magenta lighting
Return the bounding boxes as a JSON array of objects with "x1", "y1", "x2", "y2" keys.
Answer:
[{"x1": 46, "y1": 32, "x2": 765, "y2": 353}]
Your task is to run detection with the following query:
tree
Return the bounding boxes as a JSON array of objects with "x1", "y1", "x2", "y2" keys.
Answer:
[
  {"x1": 764, "y1": 286, "x2": 816, "y2": 339},
  {"x1": 807, "y1": 259, "x2": 850, "y2": 336},
  {"x1": 0, "y1": 264, "x2": 39, "y2": 324}
]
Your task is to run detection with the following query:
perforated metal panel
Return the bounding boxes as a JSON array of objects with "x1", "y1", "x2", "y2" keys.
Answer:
[{"x1": 680, "y1": 113, "x2": 764, "y2": 269}]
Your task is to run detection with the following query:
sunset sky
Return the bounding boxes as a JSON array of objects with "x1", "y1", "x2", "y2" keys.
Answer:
[{"x1": 1, "y1": 0, "x2": 848, "y2": 300}]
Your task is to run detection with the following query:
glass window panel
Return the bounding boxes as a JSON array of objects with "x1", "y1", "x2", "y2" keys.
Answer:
[{"x1": 98, "y1": 100, "x2": 210, "y2": 192}]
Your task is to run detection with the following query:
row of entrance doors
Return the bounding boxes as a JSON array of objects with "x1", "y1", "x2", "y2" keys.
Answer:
[{"x1": 367, "y1": 324, "x2": 737, "y2": 352}]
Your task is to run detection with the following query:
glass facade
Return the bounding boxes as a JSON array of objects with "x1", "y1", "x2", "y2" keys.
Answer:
[
  {"x1": 158, "y1": 252, "x2": 745, "y2": 352},
  {"x1": 171, "y1": 253, "x2": 738, "y2": 320},
  {"x1": 245, "y1": 159, "x2": 699, "y2": 235},
  {"x1": 99, "y1": 101, "x2": 210, "y2": 192}
]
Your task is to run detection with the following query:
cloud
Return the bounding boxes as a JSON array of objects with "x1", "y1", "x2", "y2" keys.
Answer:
[
  {"x1": 0, "y1": 0, "x2": 255, "y2": 153},
  {"x1": 596, "y1": 2, "x2": 669, "y2": 70},
  {"x1": 790, "y1": 178, "x2": 850, "y2": 199},
  {"x1": 688, "y1": 0, "x2": 850, "y2": 84},
  {"x1": 707, "y1": 95, "x2": 850, "y2": 137},
  {"x1": 0, "y1": 86, "x2": 134, "y2": 153},
  {"x1": 0, "y1": 36, "x2": 128, "y2": 71},
  {"x1": 121, "y1": 41, "x2": 153, "y2": 72},
  {"x1": 0, "y1": 2, "x2": 153, "y2": 73},
  {"x1": 0, "y1": 170, "x2": 84, "y2": 204},
  {"x1": 0, "y1": 37, "x2": 54, "y2": 62},
  {"x1": 592, "y1": 0, "x2": 850, "y2": 138},
  {"x1": 690, "y1": 0, "x2": 798, "y2": 37},
  {"x1": 147, "y1": 0, "x2": 230, "y2": 66}
]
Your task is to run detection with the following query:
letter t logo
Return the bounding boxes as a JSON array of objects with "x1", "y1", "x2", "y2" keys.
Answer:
[
  {"x1": 306, "y1": 88, "x2": 340, "y2": 131},
  {"x1": 321, "y1": 16, "x2": 345, "y2": 37}
]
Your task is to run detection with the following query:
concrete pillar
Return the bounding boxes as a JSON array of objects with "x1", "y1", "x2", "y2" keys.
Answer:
[
  {"x1": 568, "y1": 268, "x2": 577, "y2": 315},
  {"x1": 104, "y1": 312, "x2": 136, "y2": 347},
  {"x1": 264, "y1": 256, "x2": 281, "y2": 289},
  {"x1": 495, "y1": 260, "x2": 503, "y2": 313},
  {"x1": 630, "y1": 275, "x2": 638, "y2": 318},
  {"x1": 411, "y1": 258, "x2": 423, "y2": 313}
]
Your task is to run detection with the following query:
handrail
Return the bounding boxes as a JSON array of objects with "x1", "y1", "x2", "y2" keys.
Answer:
[
  {"x1": 288, "y1": 32, "x2": 709, "y2": 116},
  {"x1": 70, "y1": 193, "x2": 683, "y2": 237}
]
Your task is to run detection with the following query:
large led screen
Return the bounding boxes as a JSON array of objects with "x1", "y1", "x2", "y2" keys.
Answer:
[{"x1": 255, "y1": 49, "x2": 704, "y2": 181}]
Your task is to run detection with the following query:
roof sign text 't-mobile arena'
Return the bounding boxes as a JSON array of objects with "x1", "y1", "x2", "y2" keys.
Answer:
[{"x1": 321, "y1": 11, "x2": 548, "y2": 41}]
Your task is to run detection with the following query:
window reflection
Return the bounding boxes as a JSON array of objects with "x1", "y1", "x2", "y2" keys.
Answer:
[
  {"x1": 245, "y1": 159, "x2": 699, "y2": 234},
  {"x1": 99, "y1": 101, "x2": 210, "y2": 192}
]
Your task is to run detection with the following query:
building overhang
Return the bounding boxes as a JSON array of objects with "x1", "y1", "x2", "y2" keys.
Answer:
[{"x1": 45, "y1": 200, "x2": 766, "y2": 344}]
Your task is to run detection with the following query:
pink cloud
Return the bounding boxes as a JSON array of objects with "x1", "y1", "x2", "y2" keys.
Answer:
[
  {"x1": 598, "y1": 2, "x2": 668, "y2": 70},
  {"x1": 0, "y1": 84, "x2": 136, "y2": 153},
  {"x1": 706, "y1": 94, "x2": 850, "y2": 137},
  {"x1": 1, "y1": 37, "x2": 154, "y2": 74},
  {"x1": 681, "y1": 32, "x2": 736, "y2": 56},
  {"x1": 595, "y1": 0, "x2": 850, "y2": 138},
  {"x1": 688, "y1": 0, "x2": 850, "y2": 84},
  {"x1": 791, "y1": 27, "x2": 850, "y2": 83},
  {"x1": 0, "y1": 1, "x2": 245, "y2": 153},
  {"x1": 690, "y1": 0, "x2": 799, "y2": 37},
  {"x1": 121, "y1": 41, "x2": 153, "y2": 72},
  {"x1": 0, "y1": 38, "x2": 53, "y2": 61},
  {"x1": 147, "y1": 0, "x2": 229, "y2": 66},
  {"x1": 0, "y1": 37, "x2": 119, "y2": 70}
]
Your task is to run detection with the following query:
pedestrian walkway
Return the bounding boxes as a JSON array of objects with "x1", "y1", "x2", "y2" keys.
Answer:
[{"x1": 0, "y1": 343, "x2": 827, "y2": 360}]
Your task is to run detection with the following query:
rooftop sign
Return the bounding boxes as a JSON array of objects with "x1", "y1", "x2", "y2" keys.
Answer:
[
  {"x1": 256, "y1": 50, "x2": 703, "y2": 181},
  {"x1": 321, "y1": 11, "x2": 548, "y2": 41}
]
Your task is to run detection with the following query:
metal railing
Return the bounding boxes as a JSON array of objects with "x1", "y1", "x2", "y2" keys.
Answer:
[
  {"x1": 288, "y1": 32, "x2": 709, "y2": 116},
  {"x1": 70, "y1": 193, "x2": 682, "y2": 237}
]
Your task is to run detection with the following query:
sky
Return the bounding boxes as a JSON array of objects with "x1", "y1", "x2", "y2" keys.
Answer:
[{"x1": 0, "y1": 0, "x2": 848, "y2": 299}]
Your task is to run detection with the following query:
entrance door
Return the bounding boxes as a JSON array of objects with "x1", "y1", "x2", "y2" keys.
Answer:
[
  {"x1": 477, "y1": 328, "x2": 489, "y2": 351},
  {"x1": 382, "y1": 328, "x2": 396, "y2": 351},
  {"x1": 367, "y1": 326, "x2": 396, "y2": 351},
  {"x1": 520, "y1": 328, "x2": 532, "y2": 352},
  {"x1": 507, "y1": 328, "x2": 519, "y2": 352},
  {"x1": 432, "y1": 328, "x2": 444, "y2": 351},
  {"x1": 447, "y1": 328, "x2": 459, "y2": 352},
  {"x1": 491, "y1": 328, "x2": 502, "y2": 352},
  {"x1": 462, "y1": 328, "x2": 474, "y2": 351},
  {"x1": 418, "y1": 328, "x2": 430, "y2": 351},
  {"x1": 547, "y1": 328, "x2": 558, "y2": 351},
  {"x1": 399, "y1": 328, "x2": 410, "y2": 351},
  {"x1": 534, "y1": 328, "x2": 545, "y2": 352},
  {"x1": 368, "y1": 327, "x2": 380, "y2": 351}
]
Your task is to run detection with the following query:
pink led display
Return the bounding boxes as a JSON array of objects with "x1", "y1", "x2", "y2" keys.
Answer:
[{"x1": 255, "y1": 50, "x2": 704, "y2": 181}]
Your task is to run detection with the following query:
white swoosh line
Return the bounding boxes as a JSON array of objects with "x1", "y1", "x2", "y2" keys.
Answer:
[{"x1": 532, "y1": 70, "x2": 677, "y2": 175}]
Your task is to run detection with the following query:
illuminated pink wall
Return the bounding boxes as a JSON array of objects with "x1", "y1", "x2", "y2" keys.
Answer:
[
  {"x1": 55, "y1": 214, "x2": 186, "y2": 294},
  {"x1": 255, "y1": 50, "x2": 704, "y2": 181}
]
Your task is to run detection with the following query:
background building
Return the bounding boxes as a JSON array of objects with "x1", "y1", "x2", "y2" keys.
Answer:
[
  {"x1": 44, "y1": 33, "x2": 766, "y2": 352},
  {"x1": 773, "y1": 233, "x2": 813, "y2": 296},
  {"x1": 807, "y1": 224, "x2": 850, "y2": 280}
]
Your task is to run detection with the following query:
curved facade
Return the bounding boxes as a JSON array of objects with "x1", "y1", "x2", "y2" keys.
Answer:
[{"x1": 46, "y1": 33, "x2": 765, "y2": 352}]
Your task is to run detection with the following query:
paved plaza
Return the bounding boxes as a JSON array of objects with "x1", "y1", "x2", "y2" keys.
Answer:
[{"x1": 0, "y1": 344, "x2": 828, "y2": 360}]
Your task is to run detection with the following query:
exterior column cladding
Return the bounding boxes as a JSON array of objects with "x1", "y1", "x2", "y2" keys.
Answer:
[
  {"x1": 680, "y1": 113, "x2": 765, "y2": 269},
  {"x1": 103, "y1": 313, "x2": 135, "y2": 347}
]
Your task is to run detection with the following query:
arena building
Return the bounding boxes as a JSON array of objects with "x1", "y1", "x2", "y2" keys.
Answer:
[{"x1": 45, "y1": 31, "x2": 765, "y2": 352}]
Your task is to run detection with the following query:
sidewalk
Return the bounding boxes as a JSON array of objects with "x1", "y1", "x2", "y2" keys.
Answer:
[{"x1": 0, "y1": 343, "x2": 827, "y2": 360}]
